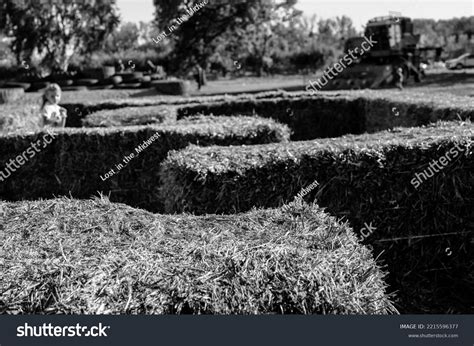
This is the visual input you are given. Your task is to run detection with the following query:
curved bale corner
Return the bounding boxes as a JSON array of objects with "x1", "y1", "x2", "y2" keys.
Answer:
[
  {"x1": 0, "y1": 197, "x2": 396, "y2": 315},
  {"x1": 159, "y1": 121, "x2": 474, "y2": 313},
  {"x1": 176, "y1": 90, "x2": 473, "y2": 141},
  {"x1": 0, "y1": 116, "x2": 290, "y2": 212},
  {"x1": 82, "y1": 106, "x2": 178, "y2": 127}
]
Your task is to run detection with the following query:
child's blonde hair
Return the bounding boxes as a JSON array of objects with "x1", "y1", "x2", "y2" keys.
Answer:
[{"x1": 41, "y1": 83, "x2": 62, "y2": 109}]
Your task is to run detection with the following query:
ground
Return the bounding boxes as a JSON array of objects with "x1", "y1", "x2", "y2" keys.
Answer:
[
  {"x1": 8, "y1": 67, "x2": 474, "y2": 105},
  {"x1": 190, "y1": 68, "x2": 474, "y2": 97}
]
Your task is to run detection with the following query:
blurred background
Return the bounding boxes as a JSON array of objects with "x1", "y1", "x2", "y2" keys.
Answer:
[{"x1": 0, "y1": 0, "x2": 472, "y2": 96}]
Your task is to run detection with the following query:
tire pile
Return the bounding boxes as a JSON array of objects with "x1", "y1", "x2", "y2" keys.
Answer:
[{"x1": 0, "y1": 66, "x2": 183, "y2": 98}]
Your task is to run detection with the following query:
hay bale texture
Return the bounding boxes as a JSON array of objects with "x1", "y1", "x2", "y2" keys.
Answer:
[
  {"x1": 177, "y1": 91, "x2": 473, "y2": 140},
  {"x1": 63, "y1": 90, "x2": 293, "y2": 127},
  {"x1": 160, "y1": 121, "x2": 474, "y2": 216},
  {"x1": 82, "y1": 105, "x2": 178, "y2": 127},
  {"x1": 0, "y1": 197, "x2": 396, "y2": 314},
  {"x1": 159, "y1": 121, "x2": 474, "y2": 313},
  {"x1": 0, "y1": 116, "x2": 290, "y2": 211}
]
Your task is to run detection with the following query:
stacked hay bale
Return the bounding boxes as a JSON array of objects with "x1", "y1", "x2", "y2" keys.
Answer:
[
  {"x1": 0, "y1": 197, "x2": 396, "y2": 314},
  {"x1": 0, "y1": 116, "x2": 290, "y2": 211},
  {"x1": 176, "y1": 90, "x2": 472, "y2": 140},
  {"x1": 158, "y1": 121, "x2": 474, "y2": 313}
]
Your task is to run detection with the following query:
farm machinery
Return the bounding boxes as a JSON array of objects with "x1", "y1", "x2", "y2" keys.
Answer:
[{"x1": 323, "y1": 16, "x2": 439, "y2": 90}]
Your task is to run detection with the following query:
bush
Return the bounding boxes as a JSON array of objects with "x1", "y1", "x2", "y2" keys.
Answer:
[
  {"x1": 177, "y1": 90, "x2": 473, "y2": 141},
  {"x1": 0, "y1": 197, "x2": 396, "y2": 314},
  {"x1": 82, "y1": 106, "x2": 177, "y2": 127},
  {"x1": 0, "y1": 116, "x2": 290, "y2": 212},
  {"x1": 289, "y1": 50, "x2": 326, "y2": 72},
  {"x1": 158, "y1": 121, "x2": 474, "y2": 313}
]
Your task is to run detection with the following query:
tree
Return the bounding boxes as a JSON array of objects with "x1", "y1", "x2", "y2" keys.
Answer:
[
  {"x1": 152, "y1": 0, "x2": 300, "y2": 75},
  {"x1": 335, "y1": 16, "x2": 358, "y2": 42},
  {"x1": 105, "y1": 22, "x2": 140, "y2": 53},
  {"x1": 153, "y1": 0, "x2": 247, "y2": 73},
  {"x1": 1, "y1": 0, "x2": 120, "y2": 71},
  {"x1": 233, "y1": 0, "x2": 301, "y2": 76},
  {"x1": 413, "y1": 17, "x2": 474, "y2": 58}
]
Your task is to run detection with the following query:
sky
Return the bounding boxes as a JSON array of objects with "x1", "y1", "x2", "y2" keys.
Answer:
[{"x1": 116, "y1": 0, "x2": 473, "y2": 29}]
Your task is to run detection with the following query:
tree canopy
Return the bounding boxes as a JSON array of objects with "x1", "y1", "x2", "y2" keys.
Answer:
[
  {"x1": 152, "y1": 0, "x2": 303, "y2": 74},
  {"x1": 0, "y1": 0, "x2": 120, "y2": 71}
]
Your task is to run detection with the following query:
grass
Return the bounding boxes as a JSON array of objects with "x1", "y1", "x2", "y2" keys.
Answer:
[{"x1": 0, "y1": 197, "x2": 396, "y2": 315}]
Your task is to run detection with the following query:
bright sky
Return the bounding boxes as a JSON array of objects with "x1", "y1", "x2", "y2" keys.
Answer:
[{"x1": 117, "y1": 0, "x2": 473, "y2": 29}]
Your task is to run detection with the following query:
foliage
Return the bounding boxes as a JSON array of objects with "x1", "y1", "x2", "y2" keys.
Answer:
[
  {"x1": 152, "y1": 1, "x2": 301, "y2": 74},
  {"x1": 1, "y1": 0, "x2": 120, "y2": 72},
  {"x1": 317, "y1": 16, "x2": 358, "y2": 50},
  {"x1": 289, "y1": 49, "x2": 327, "y2": 73},
  {"x1": 104, "y1": 22, "x2": 140, "y2": 52},
  {"x1": 414, "y1": 16, "x2": 474, "y2": 58},
  {"x1": 150, "y1": 1, "x2": 360, "y2": 76},
  {"x1": 70, "y1": 48, "x2": 166, "y2": 71}
]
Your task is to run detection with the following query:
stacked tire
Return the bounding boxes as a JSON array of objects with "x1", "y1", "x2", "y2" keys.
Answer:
[{"x1": 114, "y1": 72, "x2": 145, "y2": 88}]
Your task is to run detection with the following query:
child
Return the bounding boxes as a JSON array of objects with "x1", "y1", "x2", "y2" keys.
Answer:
[{"x1": 40, "y1": 84, "x2": 67, "y2": 128}]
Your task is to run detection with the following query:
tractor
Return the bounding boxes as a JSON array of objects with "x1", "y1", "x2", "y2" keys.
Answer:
[{"x1": 322, "y1": 16, "x2": 440, "y2": 90}]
